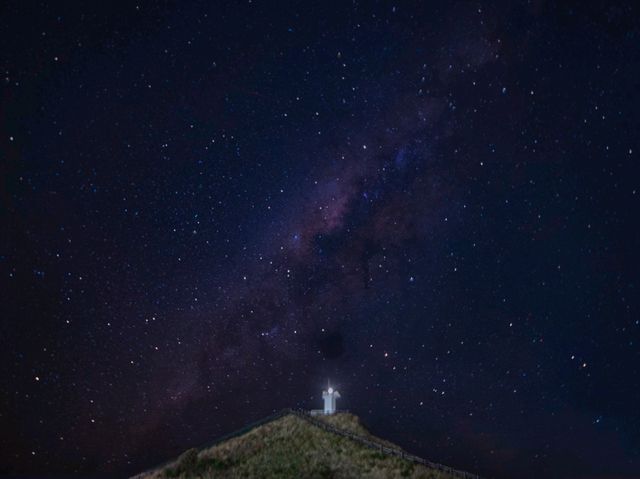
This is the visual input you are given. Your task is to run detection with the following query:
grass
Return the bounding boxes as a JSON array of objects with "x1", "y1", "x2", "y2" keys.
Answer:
[{"x1": 133, "y1": 413, "x2": 462, "y2": 479}]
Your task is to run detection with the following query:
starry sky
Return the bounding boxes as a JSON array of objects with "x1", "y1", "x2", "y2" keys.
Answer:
[{"x1": 1, "y1": 1, "x2": 639, "y2": 478}]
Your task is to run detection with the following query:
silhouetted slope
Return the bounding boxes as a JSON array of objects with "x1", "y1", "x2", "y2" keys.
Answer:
[{"x1": 132, "y1": 411, "x2": 479, "y2": 479}]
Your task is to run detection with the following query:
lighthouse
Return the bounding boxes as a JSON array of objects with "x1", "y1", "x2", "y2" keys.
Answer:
[
  {"x1": 322, "y1": 380, "x2": 341, "y2": 414},
  {"x1": 310, "y1": 381, "x2": 341, "y2": 416},
  {"x1": 322, "y1": 386, "x2": 340, "y2": 414}
]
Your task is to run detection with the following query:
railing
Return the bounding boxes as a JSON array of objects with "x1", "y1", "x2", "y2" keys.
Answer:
[
  {"x1": 132, "y1": 408, "x2": 483, "y2": 479},
  {"x1": 289, "y1": 409, "x2": 482, "y2": 479},
  {"x1": 196, "y1": 409, "x2": 292, "y2": 450},
  {"x1": 131, "y1": 409, "x2": 293, "y2": 478}
]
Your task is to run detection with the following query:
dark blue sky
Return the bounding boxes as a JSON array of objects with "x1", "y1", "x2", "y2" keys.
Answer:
[{"x1": 1, "y1": 1, "x2": 639, "y2": 478}]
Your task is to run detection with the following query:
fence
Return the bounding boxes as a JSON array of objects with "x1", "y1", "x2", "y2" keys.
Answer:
[
  {"x1": 133, "y1": 408, "x2": 483, "y2": 479},
  {"x1": 132, "y1": 409, "x2": 292, "y2": 478},
  {"x1": 289, "y1": 409, "x2": 482, "y2": 479}
]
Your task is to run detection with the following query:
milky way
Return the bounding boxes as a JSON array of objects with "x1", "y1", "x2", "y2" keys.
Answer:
[{"x1": 2, "y1": 2, "x2": 640, "y2": 478}]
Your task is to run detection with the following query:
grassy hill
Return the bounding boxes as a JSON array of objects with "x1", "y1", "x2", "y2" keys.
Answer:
[{"x1": 132, "y1": 411, "x2": 473, "y2": 479}]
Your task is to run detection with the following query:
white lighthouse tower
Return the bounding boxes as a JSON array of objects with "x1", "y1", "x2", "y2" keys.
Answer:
[
  {"x1": 322, "y1": 386, "x2": 340, "y2": 414},
  {"x1": 322, "y1": 380, "x2": 341, "y2": 414},
  {"x1": 311, "y1": 380, "x2": 341, "y2": 416}
]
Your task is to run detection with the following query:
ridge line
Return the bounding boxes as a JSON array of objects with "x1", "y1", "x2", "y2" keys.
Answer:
[
  {"x1": 289, "y1": 409, "x2": 483, "y2": 479},
  {"x1": 132, "y1": 408, "x2": 484, "y2": 479}
]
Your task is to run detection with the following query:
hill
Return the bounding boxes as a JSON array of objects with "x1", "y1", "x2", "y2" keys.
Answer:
[{"x1": 132, "y1": 410, "x2": 479, "y2": 479}]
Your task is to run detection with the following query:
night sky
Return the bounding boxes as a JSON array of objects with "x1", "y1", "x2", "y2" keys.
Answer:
[{"x1": 2, "y1": 1, "x2": 640, "y2": 478}]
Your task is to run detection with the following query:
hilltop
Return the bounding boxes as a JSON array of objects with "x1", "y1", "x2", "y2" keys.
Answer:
[{"x1": 132, "y1": 410, "x2": 479, "y2": 479}]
